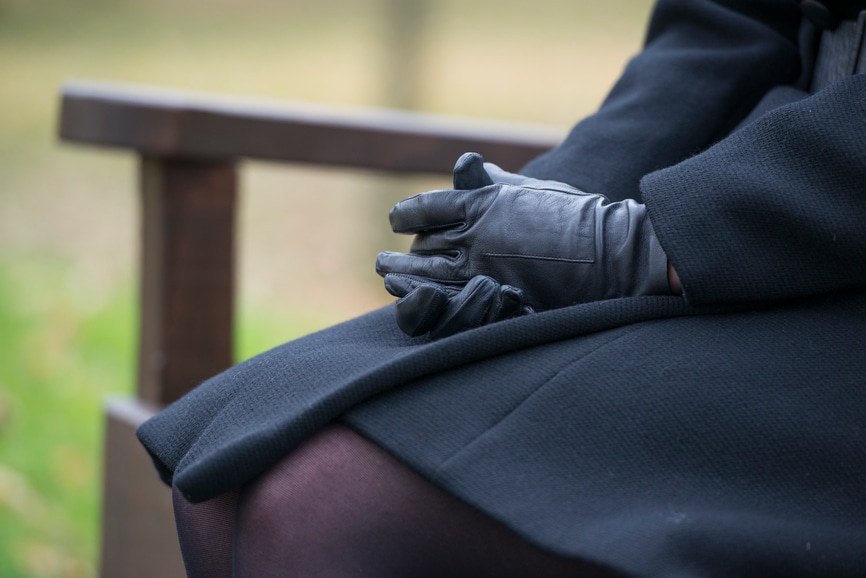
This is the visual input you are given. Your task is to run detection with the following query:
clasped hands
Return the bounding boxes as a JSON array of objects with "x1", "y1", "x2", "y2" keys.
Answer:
[{"x1": 376, "y1": 152, "x2": 671, "y2": 339}]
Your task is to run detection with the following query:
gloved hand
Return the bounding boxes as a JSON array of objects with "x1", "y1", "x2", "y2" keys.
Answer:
[
  {"x1": 383, "y1": 273, "x2": 531, "y2": 339},
  {"x1": 377, "y1": 152, "x2": 671, "y2": 313}
]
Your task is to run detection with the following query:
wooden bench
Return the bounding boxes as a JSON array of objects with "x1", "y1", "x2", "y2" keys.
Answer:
[{"x1": 58, "y1": 80, "x2": 563, "y2": 577}]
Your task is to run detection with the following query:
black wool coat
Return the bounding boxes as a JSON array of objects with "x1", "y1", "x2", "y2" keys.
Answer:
[{"x1": 137, "y1": 1, "x2": 866, "y2": 576}]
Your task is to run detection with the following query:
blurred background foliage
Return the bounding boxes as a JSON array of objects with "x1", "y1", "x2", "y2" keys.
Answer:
[{"x1": 0, "y1": 0, "x2": 652, "y2": 575}]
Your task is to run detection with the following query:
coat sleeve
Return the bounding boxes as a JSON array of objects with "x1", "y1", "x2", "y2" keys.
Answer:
[
  {"x1": 520, "y1": 0, "x2": 802, "y2": 201},
  {"x1": 642, "y1": 74, "x2": 866, "y2": 305}
]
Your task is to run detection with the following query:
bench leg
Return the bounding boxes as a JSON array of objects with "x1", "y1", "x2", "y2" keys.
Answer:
[{"x1": 99, "y1": 397, "x2": 185, "y2": 578}]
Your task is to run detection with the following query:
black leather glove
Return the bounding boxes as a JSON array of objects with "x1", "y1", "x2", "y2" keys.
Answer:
[
  {"x1": 377, "y1": 152, "x2": 671, "y2": 312},
  {"x1": 383, "y1": 273, "x2": 530, "y2": 339}
]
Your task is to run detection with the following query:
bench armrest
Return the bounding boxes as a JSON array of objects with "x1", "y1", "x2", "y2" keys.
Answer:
[{"x1": 60, "y1": 80, "x2": 563, "y2": 173}]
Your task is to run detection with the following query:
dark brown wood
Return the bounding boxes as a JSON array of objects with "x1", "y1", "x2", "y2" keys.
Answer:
[
  {"x1": 139, "y1": 157, "x2": 236, "y2": 405},
  {"x1": 59, "y1": 81, "x2": 564, "y2": 173},
  {"x1": 100, "y1": 398, "x2": 185, "y2": 578}
]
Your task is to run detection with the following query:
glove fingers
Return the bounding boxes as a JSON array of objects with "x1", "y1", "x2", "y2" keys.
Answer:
[
  {"x1": 387, "y1": 275, "x2": 531, "y2": 340},
  {"x1": 481, "y1": 162, "x2": 532, "y2": 186},
  {"x1": 452, "y1": 152, "x2": 494, "y2": 190},
  {"x1": 388, "y1": 189, "x2": 469, "y2": 234},
  {"x1": 383, "y1": 273, "x2": 424, "y2": 298},
  {"x1": 408, "y1": 230, "x2": 465, "y2": 254},
  {"x1": 376, "y1": 251, "x2": 463, "y2": 283},
  {"x1": 429, "y1": 276, "x2": 499, "y2": 339},
  {"x1": 486, "y1": 284, "x2": 526, "y2": 323},
  {"x1": 483, "y1": 163, "x2": 593, "y2": 197},
  {"x1": 383, "y1": 273, "x2": 460, "y2": 298},
  {"x1": 393, "y1": 282, "x2": 450, "y2": 337}
]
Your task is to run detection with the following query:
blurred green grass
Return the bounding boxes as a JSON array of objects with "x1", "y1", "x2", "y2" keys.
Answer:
[{"x1": 0, "y1": 0, "x2": 651, "y2": 575}]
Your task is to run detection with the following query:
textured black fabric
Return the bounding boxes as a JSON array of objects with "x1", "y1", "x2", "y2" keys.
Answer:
[
  {"x1": 521, "y1": 0, "x2": 802, "y2": 201},
  {"x1": 644, "y1": 74, "x2": 866, "y2": 305},
  {"x1": 139, "y1": 296, "x2": 696, "y2": 497},
  {"x1": 137, "y1": 0, "x2": 866, "y2": 575},
  {"x1": 344, "y1": 292, "x2": 866, "y2": 577}
]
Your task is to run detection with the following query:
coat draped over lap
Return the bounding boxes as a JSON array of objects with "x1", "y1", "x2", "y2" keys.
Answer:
[{"x1": 137, "y1": 0, "x2": 866, "y2": 576}]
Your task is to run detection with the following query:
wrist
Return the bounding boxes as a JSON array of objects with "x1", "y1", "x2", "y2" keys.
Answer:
[{"x1": 667, "y1": 262, "x2": 683, "y2": 295}]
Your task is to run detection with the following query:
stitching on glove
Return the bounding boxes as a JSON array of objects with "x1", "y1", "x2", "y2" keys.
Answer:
[
  {"x1": 481, "y1": 252, "x2": 595, "y2": 264},
  {"x1": 392, "y1": 220, "x2": 467, "y2": 234}
]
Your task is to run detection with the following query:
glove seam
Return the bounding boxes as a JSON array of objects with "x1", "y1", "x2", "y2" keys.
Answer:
[{"x1": 482, "y1": 252, "x2": 595, "y2": 264}]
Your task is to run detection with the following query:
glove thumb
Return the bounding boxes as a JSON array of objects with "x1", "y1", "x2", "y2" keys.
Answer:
[
  {"x1": 453, "y1": 152, "x2": 545, "y2": 189},
  {"x1": 452, "y1": 152, "x2": 494, "y2": 190},
  {"x1": 481, "y1": 162, "x2": 536, "y2": 186}
]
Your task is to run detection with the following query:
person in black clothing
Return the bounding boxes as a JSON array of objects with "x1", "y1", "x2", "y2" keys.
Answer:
[{"x1": 138, "y1": 1, "x2": 866, "y2": 576}]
